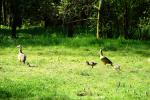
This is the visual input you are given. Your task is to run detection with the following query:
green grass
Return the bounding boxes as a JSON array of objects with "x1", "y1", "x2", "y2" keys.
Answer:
[{"x1": 0, "y1": 34, "x2": 150, "y2": 100}]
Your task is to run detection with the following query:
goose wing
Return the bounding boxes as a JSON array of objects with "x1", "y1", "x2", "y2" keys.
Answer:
[{"x1": 101, "y1": 56, "x2": 112, "y2": 64}]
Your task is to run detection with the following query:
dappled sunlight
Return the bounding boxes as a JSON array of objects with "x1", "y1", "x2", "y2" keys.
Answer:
[{"x1": 0, "y1": 0, "x2": 149, "y2": 99}]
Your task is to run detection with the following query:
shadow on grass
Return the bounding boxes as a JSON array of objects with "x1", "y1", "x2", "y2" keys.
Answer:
[
  {"x1": 0, "y1": 28, "x2": 150, "y2": 57},
  {"x1": 134, "y1": 50, "x2": 150, "y2": 57},
  {"x1": 39, "y1": 95, "x2": 70, "y2": 100},
  {"x1": 0, "y1": 26, "x2": 63, "y2": 38},
  {"x1": 0, "y1": 88, "x2": 12, "y2": 99},
  {"x1": 0, "y1": 87, "x2": 70, "y2": 99}
]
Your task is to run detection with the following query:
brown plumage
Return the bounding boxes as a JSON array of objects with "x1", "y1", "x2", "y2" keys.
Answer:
[
  {"x1": 99, "y1": 49, "x2": 113, "y2": 66},
  {"x1": 86, "y1": 61, "x2": 97, "y2": 68},
  {"x1": 17, "y1": 45, "x2": 26, "y2": 64}
]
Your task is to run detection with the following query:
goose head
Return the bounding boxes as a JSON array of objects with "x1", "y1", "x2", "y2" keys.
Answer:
[
  {"x1": 98, "y1": 48, "x2": 104, "y2": 56},
  {"x1": 17, "y1": 45, "x2": 22, "y2": 48}
]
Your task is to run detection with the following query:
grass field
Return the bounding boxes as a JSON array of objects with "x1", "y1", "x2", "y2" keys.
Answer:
[{"x1": 0, "y1": 35, "x2": 150, "y2": 100}]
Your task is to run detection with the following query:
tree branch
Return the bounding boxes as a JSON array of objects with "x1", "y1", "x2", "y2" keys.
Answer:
[{"x1": 67, "y1": 18, "x2": 98, "y2": 23}]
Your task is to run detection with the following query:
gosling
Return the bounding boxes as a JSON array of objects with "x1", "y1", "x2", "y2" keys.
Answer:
[{"x1": 86, "y1": 61, "x2": 97, "y2": 68}]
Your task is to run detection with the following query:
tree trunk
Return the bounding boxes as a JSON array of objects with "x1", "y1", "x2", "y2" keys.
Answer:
[
  {"x1": 124, "y1": 1, "x2": 129, "y2": 38},
  {"x1": 11, "y1": 16, "x2": 17, "y2": 38},
  {"x1": 11, "y1": 0, "x2": 17, "y2": 38},
  {"x1": 67, "y1": 23, "x2": 74, "y2": 37},
  {"x1": 44, "y1": 16, "x2": 50, "y2": 28},
  {"x1": 1, "y1": 0, "x2": 6, "y2": 25},
  {"x1": 96, "y1": 9, "x2": 100, "y2": 39},
  {"x1": 96, "y1": 0, "x2": 102, "y2": 39}
]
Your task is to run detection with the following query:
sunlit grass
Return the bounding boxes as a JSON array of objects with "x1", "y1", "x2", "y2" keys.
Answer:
[{"x1": 0, "y1": 35, "x2": 150, "y2": 99}]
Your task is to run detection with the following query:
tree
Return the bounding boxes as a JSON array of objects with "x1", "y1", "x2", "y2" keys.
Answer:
[
  {"x1": 96, "y1": 0, "x2": 102, "y2": 39},
  {"x1": 61, "y1": 0, "x2": 96, "y2": 37},
  {"x1": 10, "y1": 0, "x2": 23, "y2": 38}
]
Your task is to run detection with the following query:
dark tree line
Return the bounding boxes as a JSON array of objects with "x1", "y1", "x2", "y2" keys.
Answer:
[{"x1": 0, "y1": 0, "x2": 150, "y2": 40}]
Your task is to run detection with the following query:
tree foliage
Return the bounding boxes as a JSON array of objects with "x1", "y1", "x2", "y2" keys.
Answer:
[{"x1": 0, "y1": 0, "x2": 150, "y2": 39}]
